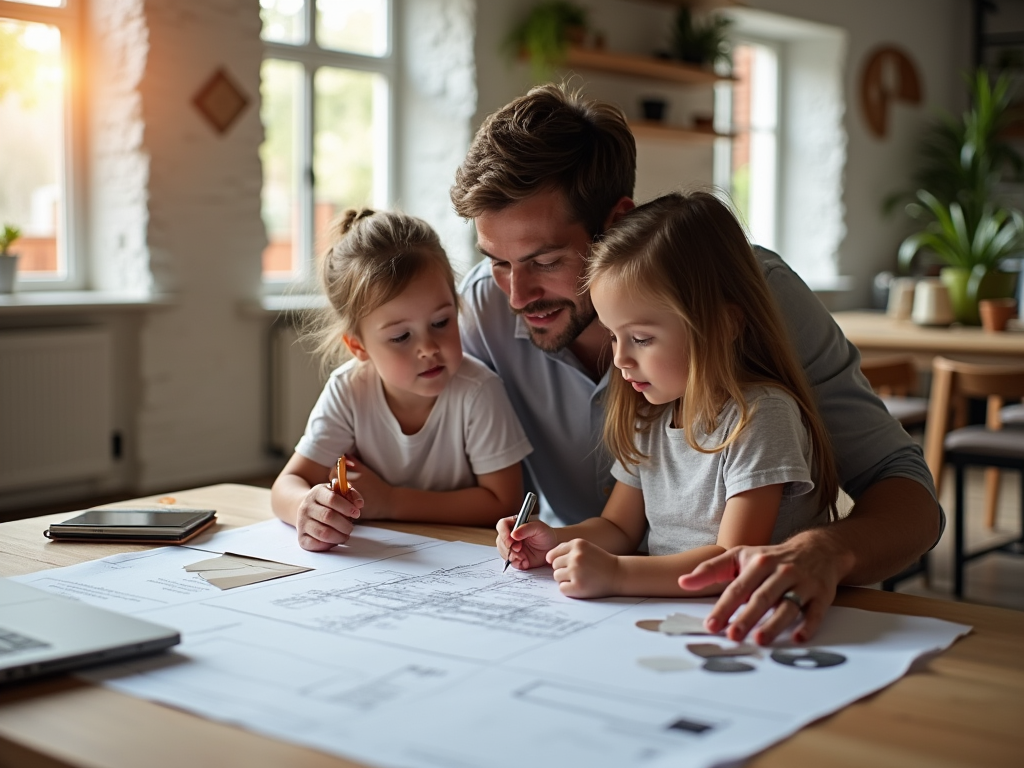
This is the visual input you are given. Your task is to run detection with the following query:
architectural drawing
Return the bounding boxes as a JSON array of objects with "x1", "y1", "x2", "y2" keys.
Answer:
[
  {"x1": 268, "y1": 561, "x2": 594, "y2": 639},
  {"x1": 13, "y1": 522, "x2": 970, "y2": 768}
]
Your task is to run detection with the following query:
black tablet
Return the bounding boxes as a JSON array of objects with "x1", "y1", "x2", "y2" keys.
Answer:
[{"x1": 45, "y1": 508, "x2": 217, "y2": 543}]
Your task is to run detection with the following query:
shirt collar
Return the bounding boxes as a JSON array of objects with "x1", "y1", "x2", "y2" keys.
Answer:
[{"x1": 514, "y1": 313, "x2": 610, "y2": 395}]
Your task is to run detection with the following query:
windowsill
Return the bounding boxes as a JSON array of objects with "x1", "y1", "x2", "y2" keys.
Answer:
[
  {"x1": 0, "y1": 290, "x2": 172, "y2": 317},
  {"x1": 240, "y1": 293, "x2": 328, "y2": 319}
]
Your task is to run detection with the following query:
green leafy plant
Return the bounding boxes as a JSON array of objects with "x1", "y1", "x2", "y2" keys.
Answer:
[
  {"x1": 670, "y1": 8, "x2": 732, "y2": 70},
  {"x1": 886, "y1": 70, "x2": 1024, "y2": 235},
  {"x1": 504, "y1": 2, "x2": 588, "y2": 83},
  {"x1": 899, "y1": 190, "x2": 1024, "y2": 310},
  {"x1": 0, "y1": 224, "x2": 20, "y2": 256}
]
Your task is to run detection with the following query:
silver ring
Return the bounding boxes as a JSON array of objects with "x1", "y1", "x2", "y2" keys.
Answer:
[{"x1": 781, "y1": 590, "x2": 804, "y2": 610}]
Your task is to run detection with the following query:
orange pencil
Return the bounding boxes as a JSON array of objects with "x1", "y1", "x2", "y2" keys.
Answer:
[{"x1": 335, "y1": 457, "x2": 350, "y2": 493}]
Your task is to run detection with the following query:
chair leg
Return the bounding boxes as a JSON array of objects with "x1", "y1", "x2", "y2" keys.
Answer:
[
  {"x1": 983, "y1": 468, "x2": 1001, "y2": 529},
  {"x1": 954, "y1": 462, "x2": 966, "y2": 599},
  {"x1": 1019, "y1": 469, "x2": 1024, "y2": 545}
]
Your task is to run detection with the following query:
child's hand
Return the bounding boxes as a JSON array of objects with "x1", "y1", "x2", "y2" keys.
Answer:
[
  {"x1": 295, "y1": 482, "x2": 364, "y2": 551},
  {"x1": 496, "y1": 517, "x2": 559, "y2": 570},
  {"x1": 343, "y1": 456, "x2": 393, "y2": 521},
  {"x1": 547, "y1": 539, "x2": 621, "y2": 598}
]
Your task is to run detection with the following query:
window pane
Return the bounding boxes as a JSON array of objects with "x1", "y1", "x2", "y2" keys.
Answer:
[
  {"x1": 731, "y1": 43, "x2": 778, "y2": 250},
  {"x1": 316, "y1": 0, "x2": 387, "y2": 56},
  {"x1": 313, "y1": 66, "x2": 386, "y2": 254},
  {"x1": 260, "y1": 59, "x2": 301, "y2": 278},
  {"x1": 261, "y1": 0, "x2": 305, "y2": 44},
  {"x1": 0, "y1": 18, "x2": 64, "y2": 277}
]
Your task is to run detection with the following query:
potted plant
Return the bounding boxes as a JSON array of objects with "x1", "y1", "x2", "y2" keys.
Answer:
[
  {"x1": 670, "y1": 7, "x2": 732, "y2": 71},
  {"x1": 898, "y1": 191, "x2": 1023, "y2": 324},
  {"x1": 887, "y1": 70, "x2": 1023, "y2": 233},
  {"x1": 504, "y1": 2, "x2": 588, "y2": 83},
  {"x1": 0, "y1": 224, "x2": 20, "y2": 293}
]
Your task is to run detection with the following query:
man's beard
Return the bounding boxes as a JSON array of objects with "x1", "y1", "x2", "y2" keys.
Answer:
[{"x1": 514, "y1": 298, "x2": 597, "y2": 353}]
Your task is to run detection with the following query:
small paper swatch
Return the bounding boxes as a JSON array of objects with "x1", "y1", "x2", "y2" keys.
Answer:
[
  {"x1": 185, "y1": 553, "x2": 312, "y2": 590},
  {"x1": 637, "y1": 656, "x2": 697, "y2": 672}
]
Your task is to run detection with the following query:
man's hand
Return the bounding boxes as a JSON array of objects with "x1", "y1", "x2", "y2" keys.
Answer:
[
  {"x1": 547, "y1": 539, "x2": 621, "y2": 598},
  {"x1": 678, "y1": 532, "x2": 849, "y2": 645},
  {"x1": 295, "y1": 482, "x2": 364, "y2": 551}
]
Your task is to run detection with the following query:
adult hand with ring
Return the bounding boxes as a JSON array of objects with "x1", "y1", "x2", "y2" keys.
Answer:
[
  {"x1": 678, "y1": 530, "x2": 846, "y2": 645},
  {"x1": 780, "y1": 590, "x2": 805, "y2": 610}
]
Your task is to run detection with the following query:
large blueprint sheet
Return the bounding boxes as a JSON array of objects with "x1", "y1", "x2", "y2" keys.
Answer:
[{"x1": 15, "y1": 521, "x2": 969, "y2": 768}]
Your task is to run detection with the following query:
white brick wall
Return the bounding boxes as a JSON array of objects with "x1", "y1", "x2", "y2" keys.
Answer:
[
  {"x1": 89, "y1": 0, "x2": 272, "y2": 491},
  {"x1": 80, "y1": 0, "x2": 477, "y2": 494}
]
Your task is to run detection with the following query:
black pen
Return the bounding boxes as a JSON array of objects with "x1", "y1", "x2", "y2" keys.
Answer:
[{"x1": 503, "y1": 492, "x2": 538, "y2": 573}]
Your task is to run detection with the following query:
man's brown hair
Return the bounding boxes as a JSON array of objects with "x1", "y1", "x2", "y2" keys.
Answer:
[{"x1": 451, "y1": 83, "x2": 636, "y2": 236}]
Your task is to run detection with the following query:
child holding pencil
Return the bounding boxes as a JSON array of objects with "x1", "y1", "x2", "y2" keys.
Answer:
[{"x1": 273, "y1": 209, "x2": 532, "y2": 551}]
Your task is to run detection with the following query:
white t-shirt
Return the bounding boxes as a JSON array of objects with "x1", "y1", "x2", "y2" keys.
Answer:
[
  {"x1": 611, "y1": 387, "x2": 825, "y2": 556},
  {"x1": 295, "y1": 354, "x2": 532, "y2": 490}
]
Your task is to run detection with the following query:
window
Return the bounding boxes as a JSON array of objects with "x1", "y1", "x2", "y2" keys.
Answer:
[
  {"x1": 0, "y1": 0, "x2": 81, "y2": 287},
  {"x1": 730, "y1": 40, "x2": 779, "y2": 251},
  {"x1": 260, "y1": 0, "x2": 392, "y2": 285}
]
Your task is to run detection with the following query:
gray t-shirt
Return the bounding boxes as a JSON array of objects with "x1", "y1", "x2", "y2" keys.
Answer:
[
  {"x1": 459, "y1": 247, "x2": 937, "y2": 528},
  {"x1": 611, "y1": 387, "x2": 825, "y2": 555}
]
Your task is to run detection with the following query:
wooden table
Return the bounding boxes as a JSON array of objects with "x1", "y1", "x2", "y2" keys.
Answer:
[
  {"x1": 2, "y1": 484, "x2": 1023, "y2": 767},
  {"x1": 832, "y1": 310, "x2": 1024, "y2": 368}
]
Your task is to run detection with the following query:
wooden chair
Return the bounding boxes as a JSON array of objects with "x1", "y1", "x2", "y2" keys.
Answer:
[
  {"x1": 922, "y1": 356, "x2": 1024, "y2": 597},
  {"x1": 859, "y1": 356, "x2": 928, "y2": 430}
]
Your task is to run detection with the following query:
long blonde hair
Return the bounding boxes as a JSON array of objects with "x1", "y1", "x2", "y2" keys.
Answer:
[
  {"x1": 306, "y1": 208, "x2": 457, "y2": 369},
  {"x1": 586, "y1": 191, "x2": 838, "y2": 520}
]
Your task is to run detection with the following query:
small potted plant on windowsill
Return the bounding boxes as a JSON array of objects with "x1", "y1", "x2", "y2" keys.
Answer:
[{"x1": 0, "y1": 224, "x2": 20, "y2": 293}]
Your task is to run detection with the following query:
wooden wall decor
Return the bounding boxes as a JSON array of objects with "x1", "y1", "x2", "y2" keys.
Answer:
[
  {"x1": 860, "y1": 47, "x2": 922, "y2": 139},
  {"x1": 193, "y1": 68, "x2": 250, "y2": 135}
]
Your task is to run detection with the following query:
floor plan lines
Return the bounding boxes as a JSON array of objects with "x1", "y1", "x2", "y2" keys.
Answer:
[{"x1": 267, "y1": 560, "x2": 594, "y2": 639}]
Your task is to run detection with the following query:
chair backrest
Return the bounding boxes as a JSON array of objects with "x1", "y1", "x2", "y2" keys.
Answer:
[
  {"x1": 924, "y1": 356, "x2": 1024, "y2": 485},
  {"x1": 932, "y1": 357, "x2": 1024, "y2": 402},
  {"x1": 860, "y1": 355, "x2": 919, "y2": 396}
]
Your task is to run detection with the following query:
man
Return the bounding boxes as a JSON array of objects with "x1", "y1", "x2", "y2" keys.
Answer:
[{"x1": 451, "y1": 84, "x2": 940, "y2": 645}]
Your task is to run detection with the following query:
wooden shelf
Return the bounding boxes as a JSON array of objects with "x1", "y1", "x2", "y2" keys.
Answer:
[
  {"x1": 564, "y1": 46, "x2": 732, "y2": 86},
  {"x1": 628, "y1": 120, "x2": 731, "y2": 142},
  {"x1": 627, "y1": 0, "x2": 744, "y2": 8}
]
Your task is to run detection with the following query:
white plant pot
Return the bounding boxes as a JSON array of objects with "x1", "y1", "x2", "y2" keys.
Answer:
[{"x1": 0, "y1": 254, "x2": 17, "y2": 293}]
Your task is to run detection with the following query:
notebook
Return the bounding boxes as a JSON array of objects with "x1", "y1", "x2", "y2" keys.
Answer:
[{"x1": 0, "y1": 578, "x2": 180, "y2": 684}]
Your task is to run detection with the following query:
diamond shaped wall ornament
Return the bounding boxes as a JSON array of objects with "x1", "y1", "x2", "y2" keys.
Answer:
[{"x1": 192, "y1": 68, "x2": 249, "y2": 135}]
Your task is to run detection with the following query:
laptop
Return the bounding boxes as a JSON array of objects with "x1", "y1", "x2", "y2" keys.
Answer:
[{"x1": 0, "y1": 578, "x2": 180, "y2": 684}]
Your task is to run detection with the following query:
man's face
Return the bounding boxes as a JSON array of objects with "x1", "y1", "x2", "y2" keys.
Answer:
[{"x1": 475, "y1": 189, "x2": 596, "y2": 353}]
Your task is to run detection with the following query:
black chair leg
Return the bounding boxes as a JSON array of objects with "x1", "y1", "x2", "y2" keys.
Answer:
[{"x1": 954, "y1": 462, "x2": 966, "y2": 599}]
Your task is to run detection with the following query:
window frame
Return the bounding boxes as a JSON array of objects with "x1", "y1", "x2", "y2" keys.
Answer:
[
  {"x1": 260, "y1": 0, "x2": 397, "y2": 292},
  {"x1": 0, "y1": 0, "x2": 84, "y2": 290}
]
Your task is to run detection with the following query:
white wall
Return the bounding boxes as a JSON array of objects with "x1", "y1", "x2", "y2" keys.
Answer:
[
  {"x1": 737, "y1": 0, "x2": 971, "y2": 306},
  {"x1": 473, "y1": 0, "x2": 972, "y2": 307}
]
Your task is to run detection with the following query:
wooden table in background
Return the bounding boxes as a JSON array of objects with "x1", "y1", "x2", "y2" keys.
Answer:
[
  {"x1": 832, "y1": 310, "x2": 1024, "y2": 367},
  {"x1": 2, "y1": 485, "x2": 1023, "y2": 767}
]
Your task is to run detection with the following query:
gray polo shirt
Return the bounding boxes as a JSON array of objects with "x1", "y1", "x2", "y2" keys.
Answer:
[{"x1": 458, "y1": 247, "x2": 936, "y2": 527}]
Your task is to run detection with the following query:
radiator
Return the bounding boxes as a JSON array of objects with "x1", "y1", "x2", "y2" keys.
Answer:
[
  {"x1": 0, "y1": 328, "x2": 113, "y2": 492},
  {"x1": 269, "y1": 324, "x2": 327, "y2": 455}
]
